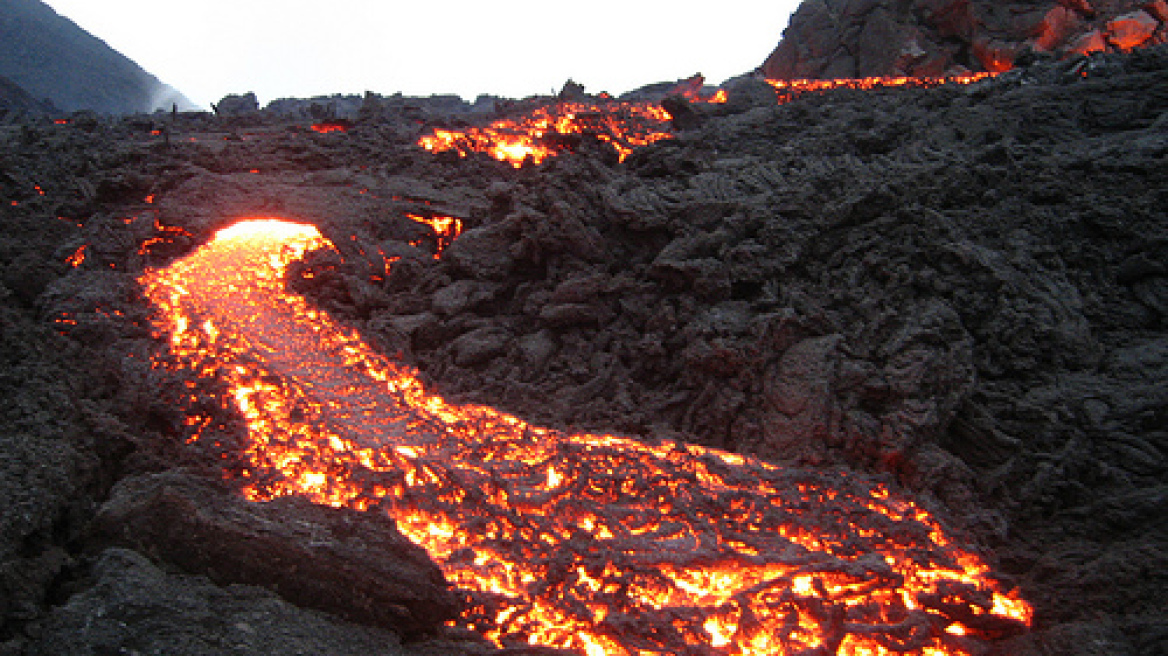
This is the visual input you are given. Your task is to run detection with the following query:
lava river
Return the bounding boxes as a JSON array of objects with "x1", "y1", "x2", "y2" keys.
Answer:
[{"x1": 141, "y1": 219, "x2": 1031, "y2": 656}]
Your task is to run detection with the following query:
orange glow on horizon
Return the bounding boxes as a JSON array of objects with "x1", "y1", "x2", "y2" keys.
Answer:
[{"x1": 140, "y1": 219, "x2": 1031, "y2": 655}]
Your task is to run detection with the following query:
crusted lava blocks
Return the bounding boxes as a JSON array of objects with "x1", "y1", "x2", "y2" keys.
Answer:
[{"x1": 763, "y1": 0, "x2": 1168, "y2": 80}]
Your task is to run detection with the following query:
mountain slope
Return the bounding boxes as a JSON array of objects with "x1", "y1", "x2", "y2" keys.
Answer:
[
  {"x1": 0, "y1": 0, "x2": 193, "y2": 114},
  {"x1": 0, "y1": 72, "x2": 54, "y2": 113}
]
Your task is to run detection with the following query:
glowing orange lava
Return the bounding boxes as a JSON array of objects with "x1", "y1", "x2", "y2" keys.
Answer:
[
  {"x1": 141, "y1": 219, "x2": 1030, "y2": 655},
  {"x1": 406, "y1": 213, "x2": 463, "y2": 258},
  {"x1": 665, "y1": 74, "x2": 727, "y2": 104},
  {"x1": 418, "y1": 74, "x2": 994, "y2": 168},
  {"x1": 66, "y1": 244, "x2": 88, "y2": 268},
  {"x1": 418, "y1": 101, "x2": 673, "y2": 167},
  {"x1": 765, "y1": 73, "x2": 994, "y2": 96},
  {"x1": 311, "y1": 121, "x2": 350, "y2": 134}
]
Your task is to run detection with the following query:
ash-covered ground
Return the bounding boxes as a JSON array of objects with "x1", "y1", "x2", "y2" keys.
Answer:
[{"x1": 1, "y1": 46, "x2": 1166, "y2": 655}]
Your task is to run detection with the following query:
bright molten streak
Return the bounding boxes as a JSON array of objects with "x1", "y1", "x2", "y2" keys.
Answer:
[
  {"x1": 419, "y1": 101, "x2": 673, "y2": 167},
  {"x1": 417, "y1": 74, "x2": 994, "y2": 168},
  {"x1": 141, "y1": 219, "x2": 1031, "y2": 655}
]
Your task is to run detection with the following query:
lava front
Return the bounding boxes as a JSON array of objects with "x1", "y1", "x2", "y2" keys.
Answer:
[
  {"x1": 417, "y1": 74, "x2": 993, "y2": 168},
  {"x1": 141, "y1": 219, "x2": 1031, "y2": 656}
]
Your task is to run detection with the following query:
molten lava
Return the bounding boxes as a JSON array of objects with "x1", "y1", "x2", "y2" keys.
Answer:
[
  {"x1": 311, "y1": 120, "x2": 351, "y2": 134},
  {"x1": 665, "y1": 74, "x2": 728, "y2": 104},
  {"x1": 66, "y1": 244, "x2": 87, "y2": 268},
  {"x1": 418, "y1": 101, "x2": 674, "y2": 167},
  {"x1": 417, "y1": 74, "x2": 993, "y2": 168},
  {"x1": 764, "y1": 73, "x2": 993, "y2": 97},
  {"x1": 407, "y1": 213, "x2": 463, "y2": 258},
  {"x1": 141, "y1": 219, "x2": 1031, "y2": 655}
]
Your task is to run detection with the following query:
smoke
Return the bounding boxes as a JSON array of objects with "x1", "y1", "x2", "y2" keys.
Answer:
[{"x1": 146, "y1": 80, "x2": 202, "y2": 113}]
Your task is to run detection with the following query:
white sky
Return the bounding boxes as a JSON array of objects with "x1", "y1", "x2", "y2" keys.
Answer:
[{"x1": 40, "y1": 0, "x2": 799, "y2": 110}]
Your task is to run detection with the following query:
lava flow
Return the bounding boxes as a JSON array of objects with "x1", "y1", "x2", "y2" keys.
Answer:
[
  {"x1": 418, "y1": 74, "x2": 992, "y2": 168},
  {"x1": 311, "y1": 119, "x2": 353, "y2": 134},
  {"x1": 141, "y1": 219, "x2": 1031, "y2": 656},
  {"x1": 764, "y1": 72, "x2": 994, "y2": 96},
  {"x1": 419, "y1": 101, "x2": 674, "y2": 167}
]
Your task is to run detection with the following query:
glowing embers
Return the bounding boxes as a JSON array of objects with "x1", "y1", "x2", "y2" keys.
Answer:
[
  {"x1": 666, "y1": 74, "x2": 728, "y2": 104},
  {"x1": 406, "y1": 213, "x2": 463, "y2": 259},
  {"x1": 138, "y1": 217, "x2": 195, "y2": 257},
  {"x1": 141, "y1": 219, "x2": 1031, "y2": 656},
  {"x1": 311, "y1": 120, "x2": 351, "y2": 134},
  {"x1": 418, "y1": 101, "x2": 674, "y2": 167},
  {"x1": 66, "y1": 244, "x2": 88, "y2": 268}
]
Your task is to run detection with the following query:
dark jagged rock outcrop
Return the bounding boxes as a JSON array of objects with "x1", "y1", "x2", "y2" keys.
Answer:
[
  {"x1": 26, "y1": 548, "x2": 415, "y2": 656},
  {"x1": 0, "y1": 0, "x2": 193, "y2": 113},
  {"x1": 763, "y1": 0, "x2": 1168, "y2": 79},
  {"x1": 91, "y1": 471, "x2": 458, "y2": 636}
]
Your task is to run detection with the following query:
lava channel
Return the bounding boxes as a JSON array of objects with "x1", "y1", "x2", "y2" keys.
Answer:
[{"x1": 141, "y1": 219, "x2": 1031, "y2": 656}]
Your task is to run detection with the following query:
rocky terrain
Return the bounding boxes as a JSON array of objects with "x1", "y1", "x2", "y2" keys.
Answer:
[
  {"x1": 764, "y1": 0, "x2": 1168, "y2": 79},
  {"x1": 1, "y1": 42, "x2": 1166, "y2": 655}
]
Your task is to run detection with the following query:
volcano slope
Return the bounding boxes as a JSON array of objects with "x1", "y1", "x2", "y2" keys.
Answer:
[{"x1": 1, "y1": 46, "x2": 1166, "y2": 655}]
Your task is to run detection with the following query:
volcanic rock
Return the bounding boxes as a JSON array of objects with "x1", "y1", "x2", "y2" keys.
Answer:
[
  {"x1": 1108, "y1": 10, "x2": 1161, "y2": 48},
  {"x1": 660, "y1": 95, "x2": 705, "y2": 131},
  {"x1": 450, "y1": 326, "x2": 512, "y2": 367},
  {"x1": 0, "y1": 278, "x2": 98, "y2": 646},
  {"x1": 90, "y1": 470, "x2": 458, "y2": 636},
  {"x1": 444, "y1": 221, "x2": 519, "y2": 280},
  {"x1": 1070, "y1": 28, "x2": 1111, "y2": 54},
  {"x1": 214, "y1": 92, "x2": 262, "y2": 117},
  {"x1": 2, "y1": 39, "x2": 1167, "y2": 656},
  {"x1": 538, "y1": 302, "x2": 603, "y2": 327},
  {"x1": 1034, "y1": 6, "x2": 1082, "y2": 52},
  {"x1": 515, "y1": 330, "x2": 558, "y2": 372},
  {"x1": 432, "y1": 280, "x2": 500, "y2": 317},
  {"x1": 26, "y1": 548, "x2": 413, "y2": 656},
  {"x1": 719, "y1": 75, "x2": 781, "y2": 113},
  {"x1": 754, "y1": 334, "x2": 847, "y2": 464},
  {"x1": 1151, "y1": 0, "x2": 1168, "y2": 22},
  {"x1": 762, "y1": 0, "x2": 1168, "y2": 78}
]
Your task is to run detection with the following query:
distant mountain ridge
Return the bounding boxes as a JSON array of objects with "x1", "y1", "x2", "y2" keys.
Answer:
[{"x1": 0, "y1": 0, "x2": 194, "y2": 114}]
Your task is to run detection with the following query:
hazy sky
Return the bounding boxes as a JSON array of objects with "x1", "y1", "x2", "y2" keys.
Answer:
[{"x1": 39, "y1": 0, "x2": 799, "y2": 110}]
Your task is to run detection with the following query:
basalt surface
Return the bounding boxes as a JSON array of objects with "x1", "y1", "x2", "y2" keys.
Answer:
[
  {"x1": 0, "y1": 46, "x2": 1166, "y2": 655},
  {"x1": 763, "y1": 0, "x2": 1168, "y2": 79}
]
